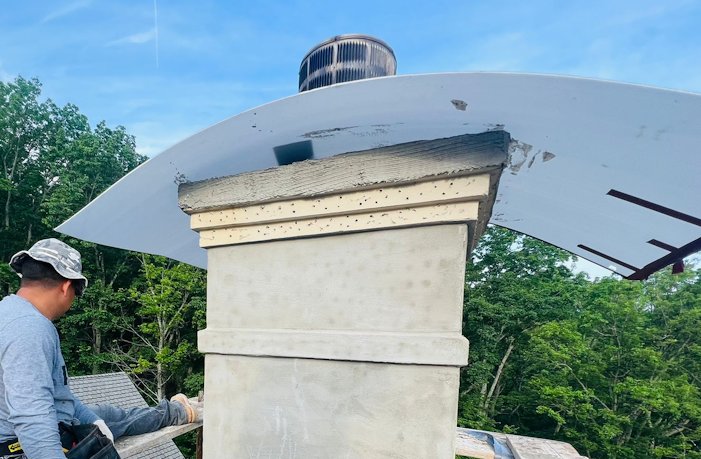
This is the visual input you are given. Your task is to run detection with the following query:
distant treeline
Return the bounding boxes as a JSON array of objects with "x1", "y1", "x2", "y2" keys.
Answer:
[{"x1": 461, "y1": 228, "x2": 700, "y2": 458}]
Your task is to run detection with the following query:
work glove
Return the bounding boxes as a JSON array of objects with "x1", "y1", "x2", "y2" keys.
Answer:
[{"x1": 93, "y1": 419, "x2": 114, "y2": 442}]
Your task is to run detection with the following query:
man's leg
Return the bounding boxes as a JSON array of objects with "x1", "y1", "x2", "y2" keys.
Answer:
[{"x1": 87, "y1": 401, "x2": 189, "y2": 441}]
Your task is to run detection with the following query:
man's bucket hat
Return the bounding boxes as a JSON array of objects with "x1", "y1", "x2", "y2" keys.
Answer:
[{"x1": 9, "y1": 238, "x2": 88, "y2": 296}]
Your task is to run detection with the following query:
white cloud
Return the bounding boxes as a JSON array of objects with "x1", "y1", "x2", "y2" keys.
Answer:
[
  {"x1": 107, "y1": 29, "x2": 156, "y2": 46},
  {"x1": 571, "y1": 257, "x2": 616, "y2": 280},
  {"x1": 128, "y1": 121, "x2": 199, "y2": 158},
  {"x1": 41, "y1": 0, "x2": 91, "y2": 24}
]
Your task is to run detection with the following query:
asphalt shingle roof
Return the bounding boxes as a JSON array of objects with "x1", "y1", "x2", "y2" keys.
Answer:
[{"x1": 69, "y1": 372, "x2": 186, "y2": 459}]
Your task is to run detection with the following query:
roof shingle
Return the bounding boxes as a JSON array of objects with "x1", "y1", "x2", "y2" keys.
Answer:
[{"x1": 69, "y1": 372, "x2": 186, "y2": 459}]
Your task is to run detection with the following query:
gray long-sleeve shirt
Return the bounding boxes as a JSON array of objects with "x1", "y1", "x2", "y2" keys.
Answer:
[{"x1": 0, "y1": 294, "x2": 99, "y2": 458}]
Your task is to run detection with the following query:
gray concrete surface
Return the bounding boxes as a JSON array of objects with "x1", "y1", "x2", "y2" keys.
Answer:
[
  {"x1": 204, "y1": 225, "x2": 467, "y2": 333},
  {"x1": 204, "y1": 355, "x2": 461, "y2": 458},
  {"x1": 200, "y1": 225, "x2": 469, "y2": 457}
]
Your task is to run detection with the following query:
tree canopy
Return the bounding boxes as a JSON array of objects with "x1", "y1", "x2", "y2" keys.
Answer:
[
  {"x1": 0, "y1": 76, "x2": 205, "y2": 404},
  {"x1": 460, "y1": 227, "x2": 701, "y2": 458}
]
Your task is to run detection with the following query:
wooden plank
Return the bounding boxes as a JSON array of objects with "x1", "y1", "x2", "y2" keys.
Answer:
[
  {"x1": 455, "y1": 427, "x2": 587, "y2": 459},
  {"x1": 115, "y1": 422, "x2": 202, "y2": 457},
  {"x1": 506, "y1": 435, "x2": 586, "y2": 459},
  {"x1": 196, "y1": 426, "x2": 203, "y2": 459},
  {"x1": 455, "y1": 428, "x2": 496, "y2": 458}
]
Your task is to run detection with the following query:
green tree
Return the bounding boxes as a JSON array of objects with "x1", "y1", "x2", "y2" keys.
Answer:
[
  {"x1": 0, "y1": 76, "x2": 57, "y2": 290},
  {"x1": 0, "y1": 76, "x2": 147, "y2": 375},
  {"x1": 459, "y1": 225, "x2": 700, "y2": 458},
  {"x1": 1, "y1": 74, "x2": 205, "y2": 456},
  {"x1": 110, "y1": 255, "x2": 206, "y2": 403},
  {"x1": 39, "y1": 120, "x2": 144, "y2": 230},
  {"x1": 0, "y1": 76, "x2": 145, "y2": 296},
  {"x1": 459, "y1": 226, "x2": 587, "y2": 428},
  {"x1": 518, "y1": 269, "x2": 701, "y2": 458},
  {"x1": 59, "y1": 276, "x2": 134, "y2": 375}
]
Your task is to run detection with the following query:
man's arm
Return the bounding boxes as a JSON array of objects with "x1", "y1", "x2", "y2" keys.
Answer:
[
  {"x1": 1, "y1": 317, "x2": 66, "y2": 459},
  {"x1": 72, "y1": 396, "x2": 99, "y2": 425}
]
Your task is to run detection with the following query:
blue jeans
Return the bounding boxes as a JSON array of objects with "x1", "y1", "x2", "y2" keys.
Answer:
[{"x1": 87, "y1": 400, "x2": 188, "y2": 440}]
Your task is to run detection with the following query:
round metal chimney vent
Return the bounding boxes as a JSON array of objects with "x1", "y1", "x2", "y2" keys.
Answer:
[{"x1": 298, "y1": 34, "x2": 396, "y2": 92}]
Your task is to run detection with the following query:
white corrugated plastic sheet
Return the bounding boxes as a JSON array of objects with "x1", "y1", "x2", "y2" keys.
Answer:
[{"x1": 57, "y1": 73, "x2": 701, "y2": 278}]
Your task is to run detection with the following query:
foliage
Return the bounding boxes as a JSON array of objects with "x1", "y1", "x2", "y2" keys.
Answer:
[
  {"x1": 111, "y1": 255, "x2": 206, "y2": 402},
  {"x1": 459, "y1": 227, "x2": 588, "y2": 429},
  {"x1": 0, "y1": 75, "x2": 206, "y2": 394},
  {"x1": 515, "y1": 272, "x2": 701, "y2": 458},
  {"x1": 459, "y1": 226, "x2": 701, "y2": 458},
  {"x1": 0, "y1": 75, "x2": 207, "y2": 455}
]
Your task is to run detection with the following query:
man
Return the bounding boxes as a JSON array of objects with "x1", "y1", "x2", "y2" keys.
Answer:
[{"x1": 0, "y1": 239, "x2": 203, "y2": 458}]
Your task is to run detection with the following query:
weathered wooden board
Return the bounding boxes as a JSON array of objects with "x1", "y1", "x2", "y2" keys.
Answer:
[
  {"x1": 455, "y1": 428, "x2": 496, "y2": 458},
  {"x1": 115, "y1": 422, "x2": 202, "y2": 457},
  {"x1": 455, "y1": 427, "x2": 587, "y2": 459},
  {"x1": 506, "y1": 433, "x2": 586, "y2": 459}
]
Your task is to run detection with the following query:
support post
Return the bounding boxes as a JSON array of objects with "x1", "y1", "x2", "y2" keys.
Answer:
[{"x1": 179, "y1": 131, "x2": 508, "y2": 458}]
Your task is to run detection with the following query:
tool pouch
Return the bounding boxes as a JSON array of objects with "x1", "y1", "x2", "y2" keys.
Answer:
[{"x1": 60, "y1": 423, "x2": 121, "y2": 459}]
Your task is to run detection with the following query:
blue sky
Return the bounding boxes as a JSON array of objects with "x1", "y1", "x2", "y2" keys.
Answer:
[
  {"x1": 4, "y1": 0, "x2": 700, "y2": 278},
  {"x1": 2, "y1": 0, "x2": 700, "y2": 157}
]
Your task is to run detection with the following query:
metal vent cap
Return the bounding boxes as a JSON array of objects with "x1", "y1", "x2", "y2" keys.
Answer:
[{"x1": 298, "y1": 34, "x2": 397, "y2": 92}]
